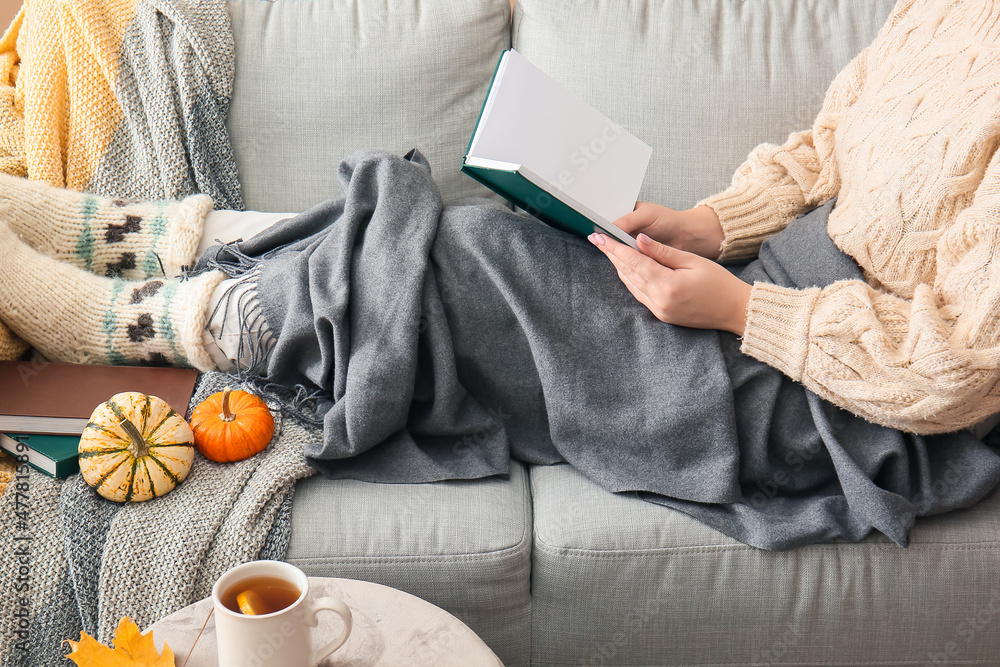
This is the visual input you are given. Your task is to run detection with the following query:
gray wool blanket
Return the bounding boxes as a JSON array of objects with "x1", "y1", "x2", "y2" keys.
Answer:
[{"x1": 199, "y1": 149, "x2": 1000, "y2": 552}]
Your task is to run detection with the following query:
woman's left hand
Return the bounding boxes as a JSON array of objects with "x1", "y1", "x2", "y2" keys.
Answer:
[{"x1": 589, "y1": 232, "x2": 752, "y2": 335}]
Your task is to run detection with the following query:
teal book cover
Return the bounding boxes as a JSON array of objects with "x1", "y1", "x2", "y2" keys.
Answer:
[
  {"x1": 461, "y1": 165, "x2": 608, "y2": 241},
  {"x1": 462, "y1": 49, "x2": 651, "y2": 250},
  {"x1": 0, "y1": 432, "x2": 80, "y2": 478}
]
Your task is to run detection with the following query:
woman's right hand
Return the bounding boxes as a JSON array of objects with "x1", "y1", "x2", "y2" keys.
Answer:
[{"x1": 612, "y1": 202, "x2": 725, "y2": 260}]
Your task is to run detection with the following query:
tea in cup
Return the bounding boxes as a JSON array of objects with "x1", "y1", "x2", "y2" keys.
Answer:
[{"x1": 212, "y1": 560, "x2": 352, "y2": 667}]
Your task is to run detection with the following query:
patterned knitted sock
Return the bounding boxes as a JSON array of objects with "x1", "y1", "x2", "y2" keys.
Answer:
[
  {"x1": 0, "y1": 221, "x2": 226, "y2": 369},
  {"x1": 0, "y1": 173, "x2": 212, "y2": 279}
]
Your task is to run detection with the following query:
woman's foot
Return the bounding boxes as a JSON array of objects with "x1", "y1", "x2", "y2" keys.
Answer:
[
  {"x1": 201, "y1": 270, "x2": 276, "y2": 374},
  {"x1": 0, "y1": 220, "x2": 225, "y2": 369},
  {"x1": 0, "y1": 173, "x2": 211, "y2": 279}
]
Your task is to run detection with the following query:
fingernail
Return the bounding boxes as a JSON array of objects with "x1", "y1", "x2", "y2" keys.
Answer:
[
  {"x1": 589, "y1": 233, "x2": 606, "y2": 247},
  {"x1": 637, "y1": 233, "x2": 652, "y2": 245}
]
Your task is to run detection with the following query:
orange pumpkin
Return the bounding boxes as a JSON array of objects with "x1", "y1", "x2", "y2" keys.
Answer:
[{"x1": 189, "y1": 387, "x2": 275, "y2": 462}]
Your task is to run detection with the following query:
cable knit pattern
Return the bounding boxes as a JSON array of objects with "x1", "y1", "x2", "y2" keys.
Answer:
[{"x1": 709, "y1": 0, "x2": 1000, "y2": 434}]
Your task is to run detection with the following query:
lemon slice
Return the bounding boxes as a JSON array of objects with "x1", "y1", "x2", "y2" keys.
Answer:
[{"x1": 236, "y1": 589, "x2": 272, "y2": 615}]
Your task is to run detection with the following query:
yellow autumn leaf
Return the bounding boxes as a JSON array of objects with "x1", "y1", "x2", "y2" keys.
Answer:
[{"x1": 64, "y1": 617, "x2": 175, "y2": 667}]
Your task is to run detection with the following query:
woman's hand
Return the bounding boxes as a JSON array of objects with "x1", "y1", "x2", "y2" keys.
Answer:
[
  {"x1": 589, "y1": 232, "x2": 752, "y2": 335},
  {"x1": 613, "y1": 202, "x2": 725, "y2": 260}
]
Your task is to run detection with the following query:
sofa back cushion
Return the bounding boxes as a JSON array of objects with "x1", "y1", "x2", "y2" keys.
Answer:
[
  {"x1": 513, "y1": 0, "x2": 896, "y2": 210},
  {"x1": 226, "y1": 0, "x2": 511, "y2": 212}
]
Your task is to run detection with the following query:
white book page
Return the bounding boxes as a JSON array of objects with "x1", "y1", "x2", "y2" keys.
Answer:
[
  {"x1": 0, "y1": 435, "x2": 57, "y2": 474},
  {"x1": 467, "y1": 50, "x2": 652, "y2": 225}
]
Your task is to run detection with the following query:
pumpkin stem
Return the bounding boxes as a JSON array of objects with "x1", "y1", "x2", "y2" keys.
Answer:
[
  {"x1": 119, "y1": 418, "x2": 149, "y2": 458},
  {"x1": 220, "y1": 386, "x2": 236, "y2": 423}
]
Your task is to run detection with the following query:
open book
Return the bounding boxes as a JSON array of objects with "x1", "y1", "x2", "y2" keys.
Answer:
[{"x1": 463, "y1": 49, "x2": 652, "y2": 249}]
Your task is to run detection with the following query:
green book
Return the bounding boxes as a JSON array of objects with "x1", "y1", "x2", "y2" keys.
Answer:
[
  {"x1": 0, "y1": 432, "x2": 80, "y2": 478},
  {"x1": 462, "y1": 49, "x2": 652, "y2": 249}
]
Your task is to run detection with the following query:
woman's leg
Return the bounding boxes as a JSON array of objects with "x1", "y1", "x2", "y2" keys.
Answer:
[
  {"x1": 0, "y1": 173, "x2": 210, "y2": 278},
  {"x1": 0, "y1": 220, "x2": 225, "y2": 369},
  {"x1": 200, "y1": 272, "x2": 275, "y2": 373},
  {"x1": 0, "y1": 172, "x2": 295, "y2": 278},
  {"x1": 200, "y1": 145, "x2": 740, "y2": 494},
  {"x1": 197, "y1": 209, "x2": 295, "y2": 257},
  {"x1": 0, "y1": 174, "x2": 293, "y2": 368}
]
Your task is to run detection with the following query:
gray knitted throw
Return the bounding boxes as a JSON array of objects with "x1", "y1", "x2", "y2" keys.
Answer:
[
  {"x1": 0, "y1": 373, "x2": 316, "y2": 666},
  {"x1": 86, "y1": 0, "x2": 243, "y2": 210}
]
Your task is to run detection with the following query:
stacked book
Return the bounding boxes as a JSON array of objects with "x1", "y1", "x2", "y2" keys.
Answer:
[{"x1": 0, "y1": 360, "x2": 198, "y2": 477}]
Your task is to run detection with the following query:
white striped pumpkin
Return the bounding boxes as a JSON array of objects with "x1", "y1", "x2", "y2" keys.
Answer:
[{"x1": 79, "y1": 392, "x2": 195, "y2": 502}]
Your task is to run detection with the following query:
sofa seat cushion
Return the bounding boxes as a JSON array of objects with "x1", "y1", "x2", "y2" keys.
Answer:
[
  {"x1": 286, "y1": 462, "x2": 531, "y2": 667},
  {"x1": 530, "y1": 463, "x2": 1000, "y2": 666},
  {"x1": 512, "y1": 0, "x2": 896, "y2": 210},
  {"x1": 226, "y1": 0, "x2": 510, "y2": 212}
]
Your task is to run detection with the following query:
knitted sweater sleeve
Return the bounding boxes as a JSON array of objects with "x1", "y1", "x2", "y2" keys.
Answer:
[
  {"x1": 699, "y1": 0, "x2": 917, "y2": 262},
  {"x1": 741, "y1": 149, "x2": 1000, "y2": 435}
]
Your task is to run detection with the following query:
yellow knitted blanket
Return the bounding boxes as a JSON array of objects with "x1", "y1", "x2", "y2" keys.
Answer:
[
  {"x1": 0, "y1": 10, "x2": 28, "y2": 362},
  {"x1": 0, "y1": 1, "x2": 137, "y2": 360},
  {"x1": 0, "y1": 0, "x2": 241, "y2": 364}
]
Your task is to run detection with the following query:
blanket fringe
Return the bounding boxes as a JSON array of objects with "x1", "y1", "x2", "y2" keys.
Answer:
[
  {"x1": 200, "y1": 238, "x2": 269, "y2": 277},
  {"x1": 202, "y1": 265, "x2": 273, "y2": 376},
  {"x1": 246, "y1": 380, "x2": 327, "y2": 426},
  {"x1": 199, "y1": 247, "x2": 327, "y2": 426}
]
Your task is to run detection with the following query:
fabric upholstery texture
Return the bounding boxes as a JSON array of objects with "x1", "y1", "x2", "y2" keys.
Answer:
[
  {"x1": 285, "y1": 462, "x2": 532, "y2": 667},
  {"x1": 235, "y1": 0, "x2": 1000, "y2": 664},
  {"x1": 225, "y1": 0, "x2": 510, "y2": 212},
  {"x1": 512, "y1": 0, "x2": 897, "y2": 210},
  {"x1": 531, "y1": 464, "x2": 1000, "y2": 666}
]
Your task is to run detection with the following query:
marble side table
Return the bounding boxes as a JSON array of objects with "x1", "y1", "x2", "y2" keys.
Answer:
[{"x1": 147, "y1": 577, "x2": 503, "y2": 666}]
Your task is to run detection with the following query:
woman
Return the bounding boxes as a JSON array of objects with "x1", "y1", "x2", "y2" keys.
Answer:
[
  {"x1": 595, "y1": 0, "x2": 1000, "y2": 436},
  {"x1": 0, "y1": 0, "x2": 998, "y2": 548}
]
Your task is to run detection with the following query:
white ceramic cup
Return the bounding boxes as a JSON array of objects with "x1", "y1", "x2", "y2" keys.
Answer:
[{"x1": 211, "y1": 560, "x2": 352, "y2": 667}]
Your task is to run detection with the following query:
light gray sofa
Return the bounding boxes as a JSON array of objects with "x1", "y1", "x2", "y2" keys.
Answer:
[{"x1": 224, "y1": 1, "x2": 1000, "y2": 665}]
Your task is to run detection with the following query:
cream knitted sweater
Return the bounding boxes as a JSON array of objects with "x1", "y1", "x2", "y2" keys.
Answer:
[{"x1": 700, "y1": 0, "x2": 1000, "y2": 435}]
